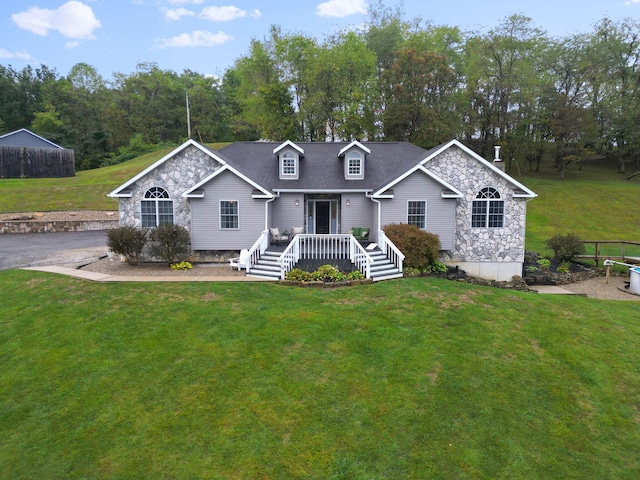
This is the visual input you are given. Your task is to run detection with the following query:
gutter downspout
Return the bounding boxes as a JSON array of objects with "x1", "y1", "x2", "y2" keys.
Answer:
[
  {"x1": 265, "y1": 193, "x2": 278, "y2": 230},
  {"x1": 366, "y1": 192, "x2": 381, "y2": 239}
]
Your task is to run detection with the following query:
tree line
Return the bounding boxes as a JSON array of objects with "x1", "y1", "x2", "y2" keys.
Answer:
[{"x1": 1, "y1": 4, "x2": 640, "y2": 175}]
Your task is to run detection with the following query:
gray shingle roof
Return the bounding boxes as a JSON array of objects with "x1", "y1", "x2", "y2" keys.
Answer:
[
  {"x1": 211, "y1": 141, "x2": 433, "y2": 192},
  {"x1": 0, "y1": 128, "x2": 64, "y2": 149}
]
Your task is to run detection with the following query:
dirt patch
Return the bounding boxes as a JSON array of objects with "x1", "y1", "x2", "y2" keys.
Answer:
[
  {"x1": 79, "y1": 256, "x2": 246, "y2": 278},
  {"x1": 560, "y1": 275, "x2": 640, "y2": 301}
]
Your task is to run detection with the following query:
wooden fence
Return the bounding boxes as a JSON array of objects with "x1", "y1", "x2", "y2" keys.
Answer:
[
  {"x1": 577, "y1": 240, "x2": 640, "y2": 266},
  {"x1": 0, "y1": 145, "x2": 75, "y2": 178}
]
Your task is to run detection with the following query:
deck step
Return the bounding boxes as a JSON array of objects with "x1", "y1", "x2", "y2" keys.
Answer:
[
  {"x1": 371, "y1": 272, "x2": 404, "y2": 282},
  {"x1": 246, "y1": 250, "x2": 284, "y2": 280},
  {"x1": 249, "y1": 246, "x2": 403, "y2": 282}
]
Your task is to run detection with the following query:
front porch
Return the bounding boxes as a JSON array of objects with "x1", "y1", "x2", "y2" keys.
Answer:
[{"x1": 239, "y1": 231, "x2": 404, "y2": 282}]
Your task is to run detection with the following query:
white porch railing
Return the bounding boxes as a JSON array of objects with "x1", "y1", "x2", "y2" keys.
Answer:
[
  {"x1": 377, "y1": 229, "x2": 405, "y2": 273},
  {"x1": 277, "y1": 234, "x2": 373, "y2": 279},
  {"x1": 245, "y1": 229, "x2": 270, "y2": 274}
]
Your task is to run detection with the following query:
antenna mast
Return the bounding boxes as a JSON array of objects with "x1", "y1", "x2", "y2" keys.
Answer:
[{"x1": 186, "y1": 91, "x2": 191, "y2": 139}]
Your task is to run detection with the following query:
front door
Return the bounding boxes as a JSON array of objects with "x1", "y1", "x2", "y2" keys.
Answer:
[
  {"x1": 315, "y1": 201, "x2": 330, "y2": 234},
  {"x1": 306, "y1": 196, "x2": 340, "y2": 234}
]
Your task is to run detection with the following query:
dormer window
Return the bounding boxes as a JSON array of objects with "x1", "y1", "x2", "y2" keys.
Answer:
[
  {"x1": 339, "y1": 141, "x2": 369, "y2": 180},
  {"x1": 347, "y1": 151, "x2": 362, "y2": 176},
  {"x1": 274, "y1": 141, "x2": 304, "y2": 180},
  {"x1": 281, "y1": 151, "x2": 297, "y2": 177}
]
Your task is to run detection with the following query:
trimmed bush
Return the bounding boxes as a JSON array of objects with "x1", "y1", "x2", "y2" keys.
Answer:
[
  {"x1": 106, "y1": 225, "x2": 148, "y2": 266},
  {"x1": 311, "y1": 264, "x2": 347, "y2": 282},
  {"x1": 148, "y1": 223, "x2": 191, "y2": 266},
  {"x1": 171, "y1": 261, "x2": 193, "y2": 270},
  {"x1": 383, "y1": 223, "x2": 441, "y2": 270},
  {"x1": 285, "y1": 268, "x2": 313, "y2": 282},
  {"x1": 546, "y1": 233, "x2": 585, "y2": 262},
  {"x1": 284, "y1": 265, "x2": 363, "y2": 283}
]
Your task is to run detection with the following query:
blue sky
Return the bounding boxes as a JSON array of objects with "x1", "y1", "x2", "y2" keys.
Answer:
[{"x1": 1, "y1": 0, "x2": 639, "y2": 79}]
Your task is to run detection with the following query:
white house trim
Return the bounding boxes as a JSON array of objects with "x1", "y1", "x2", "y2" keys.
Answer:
[
  {"x1": 420, "y1": 140, "x2": 537, "y2": 199},
  {"x1": 338, "y1": 140, "x2": 371, "y2": 156},
  {"x1": 108, "y1": 140, "x2": 228, "y2": 198},
  {"x1": 274, "y1": 188, "x2": 372, "y2": 194},
  {"x1": 372, "y1": 164, "x2": 463, "y2": 199},
  {"x1": 0, "y1": 128, "x2": 64, "y2": 149},
  {"x1": 182, "y1": 164, "x2": 273, "y2": 199},
  {"x1": 273, "y1": 140, "x2": 304, "y2": 156}
]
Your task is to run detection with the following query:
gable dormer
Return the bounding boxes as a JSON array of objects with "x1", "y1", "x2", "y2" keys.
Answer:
[
  {"x1": 339, "y1": 141, "x2": 370, "y2": 180},
  {"x1": 273, "y1": 140, "x2": 304, "y2": 180}
]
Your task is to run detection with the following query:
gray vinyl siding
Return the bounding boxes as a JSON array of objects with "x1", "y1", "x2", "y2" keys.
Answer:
[
  {"x1": 190, "y1": 170, "x2": 265, "y2": 250},
  {"x1": 341, "y1": 194, "x2": 373, "y2": 234},
  {"x1": 379, "y1": 170, "x2": 456, "y2": 250},
  {"x1": 271, "y1": 193, "x2": 305, "y2": 232}
]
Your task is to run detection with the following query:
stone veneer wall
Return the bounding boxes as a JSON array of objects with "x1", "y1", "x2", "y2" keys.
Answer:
[
  {"x1": 119, "y1": 145, "x2": 222, "y2": 230},
  {"x1": 426, "y1": 145, "x2": 527, "y2": 265},
  {"x1": 0, "y1": 219, "x2": 118, "y2": 234}
]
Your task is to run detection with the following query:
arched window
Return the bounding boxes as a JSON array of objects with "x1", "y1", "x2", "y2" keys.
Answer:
[
  {"x1": 141, "y1": 187, "x2": 173, "y2": 227},
  {"x1": 472, "y1": 187, "x2": 504, "y2": 228}
]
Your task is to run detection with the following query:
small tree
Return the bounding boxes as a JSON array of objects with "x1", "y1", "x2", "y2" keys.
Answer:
[
  {"x1": 148, "y1": 223, "x2": 191, "y2": 265},
  {"x1": 546, "y1": 233, "x2": 585, "y2": 263},
  {"x1": 106, "y1": 225, "x2": 148, "y2": 266},
  {"x1": 383, "y1": 223, "x2": 440, "y2": 270}
]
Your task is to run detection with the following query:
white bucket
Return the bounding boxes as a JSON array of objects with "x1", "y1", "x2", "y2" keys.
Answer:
[{"x1": 630, "y1": 267, "x2": 640, "y2": 295}]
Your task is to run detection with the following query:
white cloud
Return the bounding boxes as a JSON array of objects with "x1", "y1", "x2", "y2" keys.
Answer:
[
  {"x1": 625, "y1": 0, "x2": 640, "y2": 5},
  {"x1": 163, "y1": 7, "x2": 195, "y2": 21},
  {"x1": 200, "y1": 6, "x2": 261, "y2": 22},
  {"x1": 0, "y1": 48, "x2": 34, "y2": 61},
  {"x1": 167, "y1": 0, "x2": 204, "y2": 4},
  {"x1": 11, "y1": 1, "x2": 101, "y2": 40},
  {"x1": 316, "y1": 0, "x2": 367, "y2": 18},
  {"x1": 65, "y1": 41, "x2": 80, "y2": 49},
  {"x1": 156, "y1": 30, "x2": 233, "y2": 48}
]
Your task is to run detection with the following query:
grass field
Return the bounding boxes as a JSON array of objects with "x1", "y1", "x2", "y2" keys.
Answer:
[
  {"x1": 1, "y1": 271, "x2": 639, "y2": 479},
  {"x1": 521, "y1": 163, "x2": 640, "y2": 256},
  {"x1": 0, "y1": 144, "x2": 228, "y2": 213}
]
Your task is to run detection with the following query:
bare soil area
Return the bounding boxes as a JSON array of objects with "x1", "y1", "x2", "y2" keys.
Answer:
[
  {"x1": 79, "y1": 256, "x2": 246, "y2": 278},
  {"x1": 559, "y1": 275, "x2": 640, "y2": 301}
]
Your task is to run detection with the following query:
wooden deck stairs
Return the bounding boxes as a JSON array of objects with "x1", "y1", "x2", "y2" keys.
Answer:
[{"x1": 247, "y1": 245, "x2": 402, "y2": 282}]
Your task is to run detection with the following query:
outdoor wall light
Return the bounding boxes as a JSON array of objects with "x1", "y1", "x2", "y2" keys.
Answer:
[
  {"x1": 346, "y1": 199, "x2": 351, "y2": 206},
  {"x1": 295, "y1": 199, "x2": 299, "y2": 206}
]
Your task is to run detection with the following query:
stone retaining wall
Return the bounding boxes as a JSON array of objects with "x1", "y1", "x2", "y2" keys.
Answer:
[{"x1": 0, "y1": 219, "x2": 119, "y2": 234}]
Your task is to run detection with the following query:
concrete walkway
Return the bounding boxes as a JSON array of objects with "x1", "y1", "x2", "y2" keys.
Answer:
[
  {"x1": 532, "y1": 285, "x2": 587, "y2": 296},
  {"x1": 22, "y1": 265, "x2": 273, "y2": 282}
]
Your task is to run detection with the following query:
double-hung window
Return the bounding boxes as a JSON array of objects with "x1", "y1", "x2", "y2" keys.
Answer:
[
  {"x1": 220, "y1": 200, "x2": 239, "y2": 230},
  {"x1": 472, "y1": 187, "x2": 504, "y2": 228},
  {"x1": 141, "y1": 187, "x2": 173, "y2": 227},
  {"x1": 347, "y1": 152, "x2": 362, "y2": 176},
  {"x1": 281, "y1": 152, "x2": 296, "y2": 177},
  {"x1": 407, "y1": 200, "x2": 426, "y2": 229}
]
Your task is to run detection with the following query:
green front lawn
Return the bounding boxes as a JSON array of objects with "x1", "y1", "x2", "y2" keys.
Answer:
[{"x1": 1, "y1": 271, "x2": 639, "y2": 479}]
